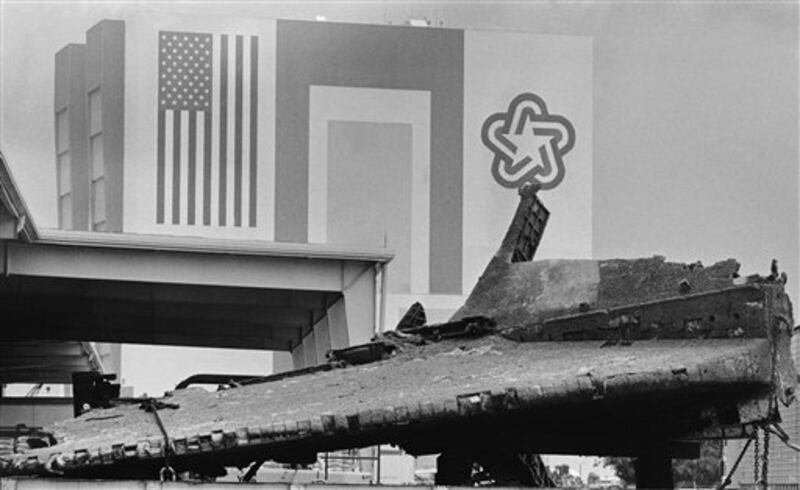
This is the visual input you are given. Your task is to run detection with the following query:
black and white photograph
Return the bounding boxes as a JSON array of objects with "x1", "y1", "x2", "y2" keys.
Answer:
[{"x1": 0, "y1": 1, "x2": 798, "y2": 488}]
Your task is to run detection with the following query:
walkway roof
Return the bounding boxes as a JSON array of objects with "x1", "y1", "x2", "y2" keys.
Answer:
[{"x1": 0, "y1": 151, "x2": 393, "y2": 385}]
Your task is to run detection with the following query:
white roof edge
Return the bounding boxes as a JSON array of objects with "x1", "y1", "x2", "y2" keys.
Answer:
[
  {"x1": 0, "y1": 151, "x2": 39, "y2": 242},
  {"x1": 35, "y1": 228, "x2": 395, "y2": 263},
  {"x1": 2, "y1": 153, "x2": 392, "y2": 263}
]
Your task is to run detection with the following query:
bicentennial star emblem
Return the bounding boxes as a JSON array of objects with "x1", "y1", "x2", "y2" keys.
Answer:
[{"x1": 481, "y1": 93, "x2": 576, "y2": 190}]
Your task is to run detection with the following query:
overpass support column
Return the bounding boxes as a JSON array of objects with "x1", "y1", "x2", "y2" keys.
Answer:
[
  {"x1": 287, "y1": 262, "x2": 378, "y2": 370},
  {"x1": 328, "y1": 262, "x2": 376, "y2": 350}
]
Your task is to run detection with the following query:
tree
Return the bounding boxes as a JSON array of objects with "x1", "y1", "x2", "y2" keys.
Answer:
[
  {"x1": 603, "y1": 457, "x2": 635, "y2": 485},
  {"x1": 554, "y1": 464, "x2": 570, "y2": 478},
  {"x1": 587, "y1": 472, "x2": 600, "y2": 486},
  {"x1": 602, "y1": 441, "x2": 723, "y2": 487},
  {"x1": 673, "y1": 440, "x2": 723, "y2": 487}
]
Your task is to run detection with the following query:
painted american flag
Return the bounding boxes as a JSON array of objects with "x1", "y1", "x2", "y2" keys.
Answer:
[{"x1": 156, "y1": 30, "x2": 258, "y2": 227}]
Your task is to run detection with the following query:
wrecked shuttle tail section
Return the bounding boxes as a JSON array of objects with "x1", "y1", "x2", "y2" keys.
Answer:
[
  {"x1": 452, "y1": 184, "x2": 795, "y2": 411},
  {"x1": 0, "y1": 187, "x2": 795, "y2": 487},
  {"x1": 454, "y1": 184, "x2": 749, "y2": 327}
]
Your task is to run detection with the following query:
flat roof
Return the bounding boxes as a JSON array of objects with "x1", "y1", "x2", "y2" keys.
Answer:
[
  {"x1": 0, "y1": 152, "x2": 38, "y2": 242},
  {"x1": 36, "y1": 228, "x2": 394, "y2": 263}
]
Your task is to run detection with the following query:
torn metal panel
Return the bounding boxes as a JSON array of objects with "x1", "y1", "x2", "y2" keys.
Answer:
[
  {"x1": 453, "y1": 186, "x2": 744, "y2": 327},
  {"x1": 498, "y1": 285, "x2": 780, "y2": 343},
  {"x1": 453, "y1": 253, "x2": 744, "y2": 330}
]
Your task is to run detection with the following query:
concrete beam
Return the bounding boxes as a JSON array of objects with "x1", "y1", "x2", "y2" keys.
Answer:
[
  {"x1": 4, "y1": 241, "x2": 361, "y2": 292},
  {"x1": 1, "y1": 275, "x2": 339, "y2": 309},
  {"x1": 1, "y1": 293, "x2": 322, "y2": 329},
  {"x1": 0, "y1": 310, "x2": 298, "y2": 351}
]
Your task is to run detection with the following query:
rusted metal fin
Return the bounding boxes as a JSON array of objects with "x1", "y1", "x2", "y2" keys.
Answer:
[
  {"x1": 396, "y1": 301, "x2": 427, "y2": 332},
  {"x1": 500, "y1": 184, "x2": 549, "y2": 264},
  {"x1": 449, "y1": 187, "x2": 550, "y2": 323}
]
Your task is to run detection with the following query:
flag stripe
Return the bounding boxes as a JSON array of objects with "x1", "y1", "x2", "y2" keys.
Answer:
[
  {"x1": 180, "y1": 111, "x2": 190, "y2": 226},
  {"x1": 234, "y1": 35, "x2": 244, "y2": 227},
  {"x1": 203, "y1": 110, "x2": 212, "y2": 225},
  {"x1": 225, "y1": 40, "x2": 236, "y2": 228},
  {"x1": 218, "y1": 34, "x2": 228, "y2": 226},
  {"x1": 172, "y1": 110, "x2": 182, "y2": 224},
  {"x1": 249, "y1": 35, "x2": 258, "y2": 227},
  {"x1": 156, "y1": 109, "x2": 166, "y2": 223},
  {"x1": 188, "y1": 111, "x2": 197, "y2": 224},
  {"x1": 210, "y1": 36, "x2": 220, "y2": 226},
  {"x1": 240, "y1": 38, "x2": 250, "y2": 228},
  {"x1": 195, "y1": 110, "x2": 205, "y2": 226},
  {"x1": 163, "y1": 111, "x2": 173, "y2": 224}
]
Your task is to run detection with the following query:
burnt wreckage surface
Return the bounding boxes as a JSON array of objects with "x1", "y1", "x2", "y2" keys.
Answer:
[{"x1": 1, "y1": 186, "x2": 796, "y2": 486}]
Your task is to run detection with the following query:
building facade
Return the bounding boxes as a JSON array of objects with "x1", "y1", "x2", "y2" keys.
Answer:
[
  {"x1": 55, "y1": 20, "x2": 124, "y2": 232},
  {"x1": 54, "y1": 15, "x2": 594, "y2": 336}
]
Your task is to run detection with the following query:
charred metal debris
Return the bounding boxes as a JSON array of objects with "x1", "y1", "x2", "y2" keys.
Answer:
[{"x1": 1, "y1": 185, "x2": 795, "y2": 486}]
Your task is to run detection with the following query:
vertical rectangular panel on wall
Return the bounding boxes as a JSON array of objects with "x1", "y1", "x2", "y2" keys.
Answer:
[
  {"x1": 54, "y1": 43, "x2": 89, "y2": 230},
  {"x1": 327, "y1": 121, "x2": 413, "y2": 293},
  {"x1": 86, "y1": 20, "x2": 125, "y2": 232},
  {"x1": 275, "y1": 20, "x2": 464, "y2": 295},
  {"x1": 307, "y1": 86, "x2": 430, "y2": 297}
]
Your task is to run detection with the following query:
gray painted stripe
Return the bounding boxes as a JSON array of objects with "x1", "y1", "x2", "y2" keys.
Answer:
[
  {"x1": 203, "y1": 111, "x2": 212, "y2": 225},
  {"x1": 249, "y1": 36, "x2": 258, "y2": 228},
  {"x1": 156, "y1": 109, "x2": 166, "y2": 224},
  {"x1": 234, "y1": 35, "x2": 243, "y2": 227},
  {"x1": 96, "y1": 20, "x2": 125, "y2": 232},
  {"x1": 187, "y1": 111, "x2": 197, "y2": 225},
  {"x1": 275, "y1": 21, "x2": 464, "y2": 294},
  {"x1": 171, "y1": 111, "x2": 181, "y2": 225},
  {"x1": 57, "y1": 42, "x2": 89, "y2": 230},
  {"x1": 218, "y1": 34, "x2": 228, "y2": 226},
  {"x1": 429, "y1": 39, "x2": 464, "y2": 295}
]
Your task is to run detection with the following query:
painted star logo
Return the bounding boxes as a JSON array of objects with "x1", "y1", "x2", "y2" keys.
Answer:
[{"x1": 482, "y1": 93, "x2": 576, "y2": 190}]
